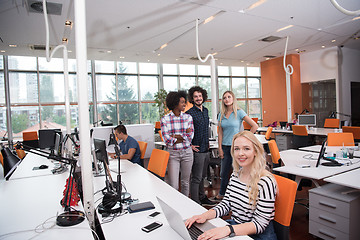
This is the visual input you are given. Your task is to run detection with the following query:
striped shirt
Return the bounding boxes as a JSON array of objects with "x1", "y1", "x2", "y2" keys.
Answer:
[
  {"x1": 212, "y1": 174, "x2": 276, "y2": 234},
  {"x1": 160, "y1": 111, "x2": 194, "y2": 150}
]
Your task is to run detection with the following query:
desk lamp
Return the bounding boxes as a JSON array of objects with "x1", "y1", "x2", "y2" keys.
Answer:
[
  {"x1": 1, "y1": 144, "x2": 22, "y2": 180},
  {"x1": 20, "y1": 141, "x2": 85, "y2": 226}
]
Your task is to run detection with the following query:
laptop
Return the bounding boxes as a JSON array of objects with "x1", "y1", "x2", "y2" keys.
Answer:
[{"x1": 156, "y1": 196, "x2": 217, "y2": 240}]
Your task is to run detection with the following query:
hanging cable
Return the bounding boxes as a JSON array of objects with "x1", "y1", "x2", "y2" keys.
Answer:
[
  {"x1": 195, "y1": 19, "x2": 214, "y2": 62},
  {"x1": 283, "y1": 36, "x2": 293, "y2": 75},
  {"x1": 330, "y1": 0, "x2": 360, "y2": 16}
]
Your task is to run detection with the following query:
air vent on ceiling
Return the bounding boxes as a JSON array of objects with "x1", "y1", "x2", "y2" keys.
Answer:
[
  {"x1": 263, "y1": 55, "x2": 276, "y2": 58},
  {"x1": 259, "y1": 36, "x2": 282, "y2": 42},
  {"x1": 189, "y1": 56, "x2": 205, "y2": 61},
  {"x1": 29, "y1": 44, "x2": 52, "y2": 51},
  {"x1": 28, "y1": 0, "x2": 62, "y2": 15}
]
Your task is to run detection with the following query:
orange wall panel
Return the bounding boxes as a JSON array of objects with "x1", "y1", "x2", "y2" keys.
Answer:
[{"x1": 261, "y1": 54, "x2": 301, "y2": 126}]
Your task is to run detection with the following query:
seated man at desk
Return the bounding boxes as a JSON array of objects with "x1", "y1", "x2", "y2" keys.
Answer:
[{"x1": 109, "y1": 125, "x2": 142, "y2": 166}]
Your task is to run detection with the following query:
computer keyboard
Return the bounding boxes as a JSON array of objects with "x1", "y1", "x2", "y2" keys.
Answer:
[{"x1": 188, "y1": 224, "x2": 204, "y2": 240}]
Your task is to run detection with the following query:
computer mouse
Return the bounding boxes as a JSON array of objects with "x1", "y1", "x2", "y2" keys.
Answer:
[{"x1": 39, "y1": 165, "x2": 48, "y2": 169}]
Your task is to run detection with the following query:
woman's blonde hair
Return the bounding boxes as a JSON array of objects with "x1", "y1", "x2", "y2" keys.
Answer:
[
  {"x1": 230, "y1": 131, "x2": 274, "y2": 208},
  {"x1": 219, "y1": 91, "x2": 240, "y2": 125}
]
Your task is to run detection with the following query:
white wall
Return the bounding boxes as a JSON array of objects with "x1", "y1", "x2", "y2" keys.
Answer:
[
  {"x1": 338, "y1": 47, "x2": 360, "y2": 119},
  {"x1": 300, "y1": 47, "x2": 338, "y2": 83}
]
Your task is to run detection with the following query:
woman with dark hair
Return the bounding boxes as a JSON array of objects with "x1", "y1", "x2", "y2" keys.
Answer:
[{"x1": 160, "y1": 90, "x2": 194, "y2": 196}]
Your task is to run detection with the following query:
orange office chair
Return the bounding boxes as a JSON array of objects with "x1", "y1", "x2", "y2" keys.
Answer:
[
  {"x1": 342, "y1": 126, "x2": 360, "y2": 142},
  {"x1": 0, "y1": 152, "x2": 3, "y2": 166},
  {"x1": 243, "y1": 118, "x2": 258, "y2": 131},
  {"x1": 147, "y1": 149, "x2": 170, "y2": 180},
  {"x1": 137, "y1": 141, "x2": 148, "y2": 167},
  {"x1": 155, "y1": 121, "x2": 161, "y2": 130},
  {"x1": 324, "y1": 118, "x2": 340, "y2": 128},
  {"x1": 327, "y1": 132, "x2": 354, "y2": 146},
  {"x1": 273, "y1": 174, "x2": 297, "y2": 240},
  {"x1": 292, "y1": 125, "x2": 310, "y2": 149},
  {"x1": 265, "y1": 127, "x2": 273, "y2": 140},
  {"x1": 22, "y1": 131, "x2": 39, "y2": 148},
  {"x1": 268, "y1": 140, "x2": 282, "y2": 169},
  {"x1": 158, "y1": 130, "x2": 164, "y2": 142}
]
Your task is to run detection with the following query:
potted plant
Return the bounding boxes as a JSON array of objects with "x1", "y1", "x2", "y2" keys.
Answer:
[{"x1": 153, "y1": 89, "x2": 169, "y2": 133}]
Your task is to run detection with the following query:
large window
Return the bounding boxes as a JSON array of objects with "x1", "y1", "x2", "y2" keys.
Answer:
[{"x1": 1, "y1": 55, "x2": 262, "y2": 138}]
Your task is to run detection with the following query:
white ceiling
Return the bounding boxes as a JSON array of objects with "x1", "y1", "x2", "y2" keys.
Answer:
[{"x1": 1, "y1": 0, "x2": 359, "y2": 66}]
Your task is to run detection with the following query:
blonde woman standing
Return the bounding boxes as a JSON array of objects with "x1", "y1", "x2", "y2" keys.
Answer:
[
  {"x1": 215, "y1": 91, "x2": 258, "y2": 200},
  {"x1": 185, "y1": 131, "x2": 277, "y2": 240}
]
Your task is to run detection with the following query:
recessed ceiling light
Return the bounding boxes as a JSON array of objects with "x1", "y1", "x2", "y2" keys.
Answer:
[
  {"x1": 220, "y1": 63, "x2": 223, "y2": 65},
  {"x1": 62, "y1": 38, "x2": 68, "y2": 43},
  {"x1": 157, "y1": 53, "x2": 161, "y2": 56},
  {"x1": 203, "y1": 11, "x2": 225, "y2": 24},
  {"x1": 159, "y1": 43, "x2": 168, "y2": 50},
  {"x1": 321, "y1": 45, "x2": 325, "y2": 48},
  {"x1": 68, "y1": 50, "x2": 72, "y2": 53},
  {"x1": 107, "y1": 50, "x2": 112, "y2": 53},
  {"x1": 295, "y1": 48, "x2": 299, "y2": 51},
  {"x1": 241, "y1": 60, "x2": 244, "y2": 63},
  {"x1": 147, "y1": 60, "x2": 150, "y2": 62},
  {"x1": 234, "y1": 43, "x2": 243, "y2": 48},
  {"x1": 9, "y1": 44, "x2": 17, "y2": 47},
  {"x1": 353, "y1": 16, "x2": 360, "y2": 21},
  {"x1": 331, "y1": 39, "x2": 336, "y2": 43},
  {"x1": 266, "y1": 58, "x2": 270, "y2": 60},
  {"x1": 212, "y1": 52, "x2": 218, "y2": 56},
  {"x1": 1, "y1": 50, "x2": 5, "y2": 53},
  {"x1": 175, "y1": 59, "x2": 178, "y2": 61},
  {"x1": 276, "y1": 25, "x2": 294, "y2": 32},
  {"x1": 240, "y1": 0, "x2": 267, "y2": 12},
  {"x1": 119, "y1": 56, "x2": 125, "y2": 59}
]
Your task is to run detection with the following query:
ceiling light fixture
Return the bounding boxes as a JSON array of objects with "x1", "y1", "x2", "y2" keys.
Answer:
[
  {"x1": 212, "y1": 52, "x2": 218, "y2": 56},
  {"x1": 119, "y1": 56, "x2": 125, "y2": 59},
  {"x1": 157, "y1": 53, "x2": 161, "y2": 56},
  {"x1": 62, "y1": 38, "x2": 68, "y2": 43},
  {"x1": 353, "y1": 16, "x2": 360, "y2": 21},
  {"x1": 276, "y1": 25, "x2": 294, "y2": 32},
  {"x1": 234, "y1": 43, "x2": 243, "y2": 48},
  {"x1": 295, "y1": 48, "x2": 299, "y2": 51},
  {"x1": 1, "y1": 50, "x2": 5, "y2": 53},
  {"x1": 331, "y1": 39, "x2": 336, "y2": 42},
  {"x1": 321, "y1": 45, "x2": 325, "y2": 48},
  {"x1": 239, "y1": 0, "x2": 267, "y2": 13},
  {"x1": 9, "y1": 44, "x2": 17, "y2": 47},
  {"x1": 107, "y1": 50, "x2": 112, "y2": 53},
  {"x1": 159, "y1": 43, "x2": 168, "y2": 50},
  {"x1": 204, "y1": 11, "x2": 225, "y2": 24}
]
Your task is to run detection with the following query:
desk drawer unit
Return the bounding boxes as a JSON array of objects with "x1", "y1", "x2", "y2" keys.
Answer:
[{"x1": 309, "y1": 183, "x2": 360, "y2": 240}]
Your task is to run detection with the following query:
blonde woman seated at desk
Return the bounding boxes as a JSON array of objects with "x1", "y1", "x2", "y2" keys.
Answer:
[{"x1": 185, "y1": 131, "x2": 277, "y2": 240}]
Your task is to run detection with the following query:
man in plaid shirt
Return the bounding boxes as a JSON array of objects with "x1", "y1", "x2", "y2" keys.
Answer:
[{"x1": 161, "y1": 90, "x2": 194, "y2": 196}]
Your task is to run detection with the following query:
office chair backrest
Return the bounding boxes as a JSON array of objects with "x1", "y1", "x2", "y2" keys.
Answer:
[
  {"x1": 324, "y1": 118, "x2": 340, "y2": 128},
  {"x1": 292, "y1": 125, "x2": 308, "y2": 136},
  {"x1": 22, "y1": 131, "x2": 38, "y2": 141},
  {"x1": 265, "y1": 127, "x2": 273, "y2": 140},
  {"x1": 327, "y1": 132, "x2": 355, "y2": 146},
  {"x1": 147, "y1": 149, "x2": 170, "y2": 179},
  {"x1": 137, "y1": 141, "x2": 147, "y2": 159},
  {"x1": 273, "y1": 174, "x2": 297, "y2": 240},
  {"x1": 268, "y1": 140, "x2": 281, "y2": 165},
  {"x1": 158, "y1": 130, "x2": 164, "y2": 142},
  {"x1": 16, "y1": 149, "x2": 26, "y2": 160},
  {"x1": 342, "y1": 126, "x2": 360, "y2": 141},
  {"x1": 0, "y1": 152, "x2": 3, "y2": 166},
  {"x1": 243, "y1": 118, "x2": 258, "y2": 131}
]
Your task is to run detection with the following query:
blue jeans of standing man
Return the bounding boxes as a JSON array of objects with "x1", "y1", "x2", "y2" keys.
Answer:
[
  {"x1": 219, "y1": 145, "x2": 232, "y2": 196},
  {"x1": 190, "y1": 152, "x2": 209, "y2": 204}
]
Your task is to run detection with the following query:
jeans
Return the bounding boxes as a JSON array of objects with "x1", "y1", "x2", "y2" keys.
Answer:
[
  {"x1": 167, "y1": 147, "x2": 194, "y2": 196},
  {"x1": 190, "y1": 152, "x2": 209, "y2": 204},
  {"x1": 219, "y1": 145, "x2": 232, "y2": 196},
  {"x1": 226, "y1": 219, "x2": 277, "y2": 240}
]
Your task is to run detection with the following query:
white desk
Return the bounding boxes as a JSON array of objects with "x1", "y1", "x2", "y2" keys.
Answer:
[
  {"x1": 9, "y1": 152, "x2": 61, "y2": 180},
  {"x1": 299, "y1": 145, "x2": 360, "y2": 158},
  {"x1": 94, "y1": 160, "x2": 251, "y2": 240},
  {"x1": 324, "y1": 168, "x2": 360, "y2": 190},
  {"x1": 274, "y1": 149, "x2": 360, "y2": 186},
  {"x1": 0, "y1": 174, "x2": 93, "y2": 239},
  {"x1": 257, "y1": 126, "x2": 338, "y2": 137}
]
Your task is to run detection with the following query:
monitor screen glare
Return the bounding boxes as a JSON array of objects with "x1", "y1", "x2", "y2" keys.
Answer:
[{"x1": 298, "y1": 114, "x2": 316, "y2": 127}]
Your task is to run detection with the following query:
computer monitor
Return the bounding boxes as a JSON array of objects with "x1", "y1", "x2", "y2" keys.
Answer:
[
  {"x1": 53, "y1": 132, "x2": 62, "y2": 157},
  {"x1": 298, "y1": 114, "x2": 316, "y2": 127},
  {"x1": 316, "y1": 140, "x2": 327, "y2": 167},
  {"x1": 93, "y1": 138, "x2": 109, "y2": 164},
  {"x1": 38, "y1": 129, "x2": 61, "y2": 149}
]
